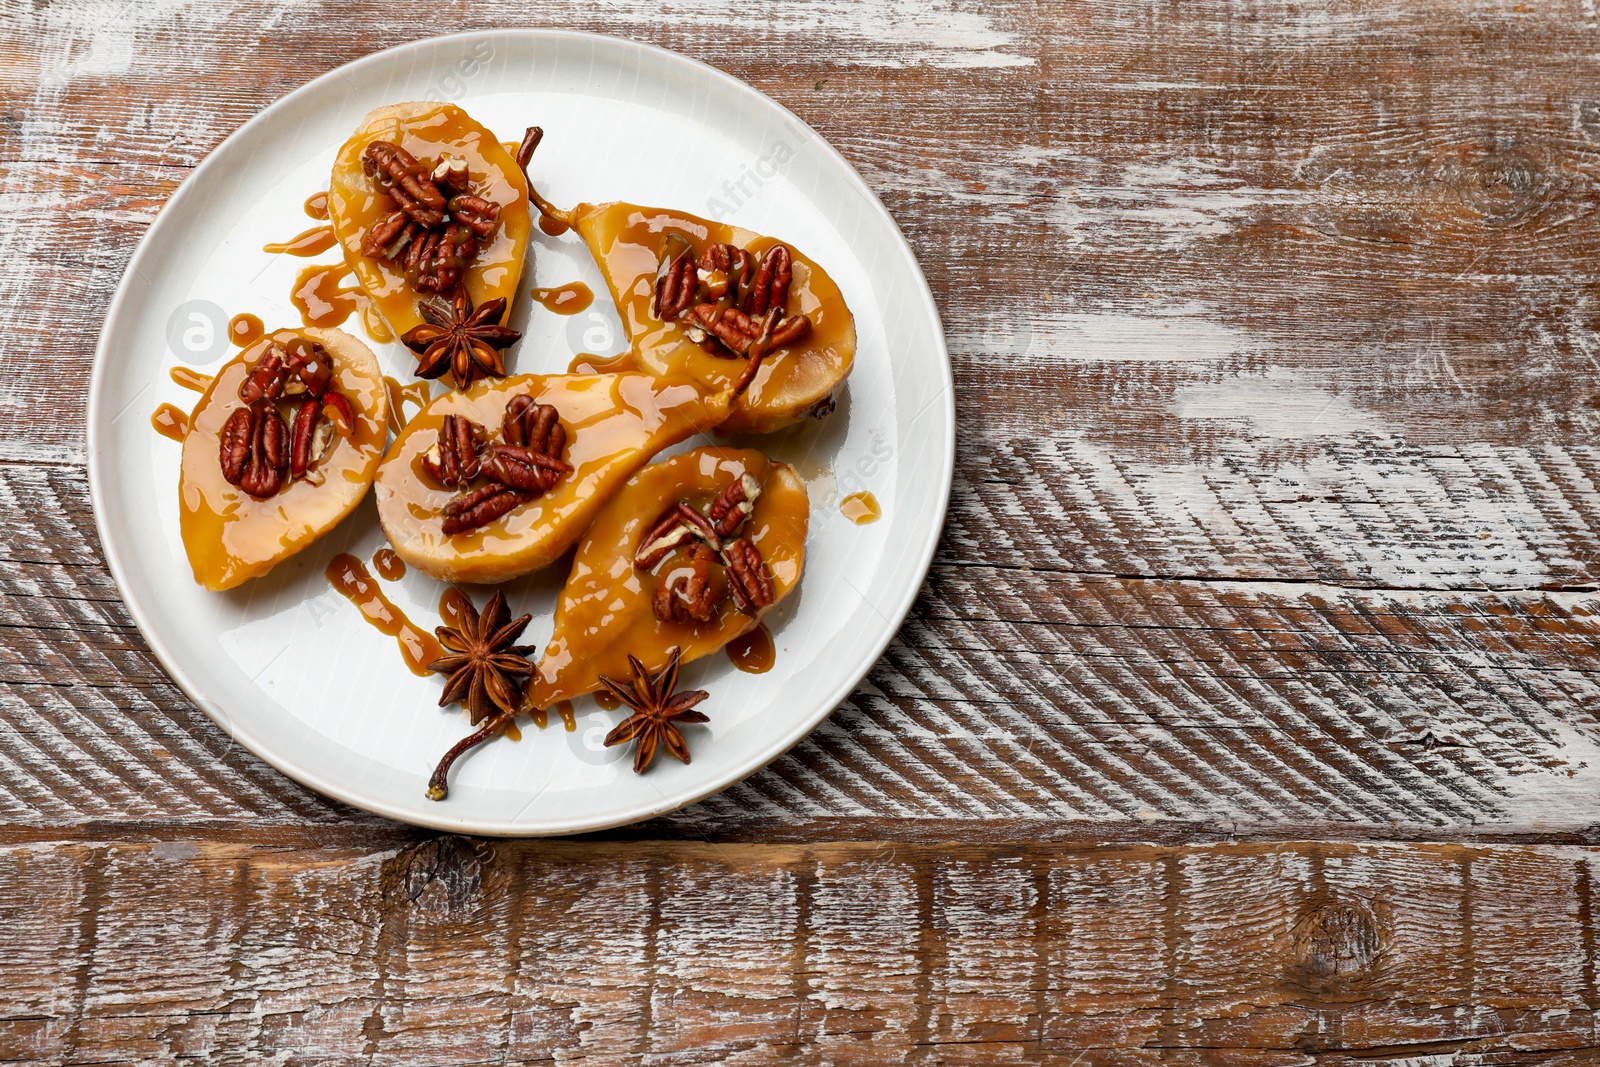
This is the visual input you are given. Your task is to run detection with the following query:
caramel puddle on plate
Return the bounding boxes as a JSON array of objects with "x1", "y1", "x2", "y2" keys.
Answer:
[
  {"x1": 372, "y1": 547, "x2": 406, "y2": 580},
  {"x1": 228, "y1": 313, "x2": 265, "y2": 348},
  {"x1": 325, "y1": 552, "x2": 442, "y2": 676},
  {"x1": 304, "y1": 191, "x2": 330, "y2": 220},
  {"x1": 264, "y1": 225, "x2": 337, "y2": 257},
  {"x1": 594, "y1": 689, "x2": 622, "y2": 710},
  {"x1": 383, "y1": 376, "x2": 433, "y2": 434},
  {"x1": 539, "y1": 214, "x2": 570, "y2": 236},
  {"x1": 726, "y1": 623, "x2": 776, "y2": 674},
  {"x1": 292, "y1": 263, "x2": 394, "y2": 343},
  {"x1": 531, "y1": 281, "x2": 593, "y2": 315},
  {"x1": 170, "y1": 366, "x2": 213, "y2": 392},
  {"x1": 151, "y1": 403, "x2": 189, "y2": 442},
  {"x1": 840, "y1": 491, "x2": 881, "y2": 525}
]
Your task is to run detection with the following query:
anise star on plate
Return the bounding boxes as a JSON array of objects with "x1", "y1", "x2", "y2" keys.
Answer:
[
  {"x1": 402, "y1": 290, "x2": 522, "y2": 389},
  {"x1": 427, "y1": 589, "x2": 536, "y2": 724},
  {"x1": 601, "y1": 646, "x2": 710, "y2": 773}
]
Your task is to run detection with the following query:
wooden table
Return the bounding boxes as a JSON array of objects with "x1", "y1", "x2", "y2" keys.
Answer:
[{"x1": 7, "y1": 1, "x2": 1600, "y2": 1062}]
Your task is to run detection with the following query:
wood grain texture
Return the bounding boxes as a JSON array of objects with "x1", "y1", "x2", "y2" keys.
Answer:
[
  {"x1": 8, "y1": 0, "x2": 1600, "y2": 1059},
  {"x1": 2, "y1": 837, "x2": 1598, "y2": 1065}
]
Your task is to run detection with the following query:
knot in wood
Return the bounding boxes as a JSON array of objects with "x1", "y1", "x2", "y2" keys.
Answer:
[
  {"x1": 1448, "y1": 148, "x2": 1551, "y2": 224},
  {"x1": 397, "y1": 835, "x2": 488, "y2": 919},
  {"x1": 1291, "y1": 899, "x2": 1382, "y2": 990}
]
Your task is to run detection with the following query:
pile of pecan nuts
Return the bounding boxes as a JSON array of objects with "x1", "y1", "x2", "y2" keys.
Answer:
[
  {"x1": 219, "y1": 339, "x2": 357, "y2": 499},
  {"x1": 359, "y1": 141, "x2": 502, "y2": 293},
  {"x1": 634, "y1": 474, "x2": 775, "y2": 623},
  {"x1": 422, "y1": 394, "x2": 574, "y2": 534}
]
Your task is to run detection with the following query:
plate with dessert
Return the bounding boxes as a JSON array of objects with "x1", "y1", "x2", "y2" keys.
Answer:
[{"x1": 87, "y1": 30, "x2": 952, "y2": 834}]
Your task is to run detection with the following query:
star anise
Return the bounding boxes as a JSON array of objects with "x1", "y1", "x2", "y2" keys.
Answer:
[
  {"x1": 402, "y1": 290, "x2": 521, "y2": 389},
  {"x1": 426, "y1": 589, "x2": 535, "y2": 724},
  {"x1": 601, "y1": 646, "x2": 710, "y2": 773}
]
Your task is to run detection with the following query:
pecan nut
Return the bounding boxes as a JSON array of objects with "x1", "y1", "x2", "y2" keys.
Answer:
[
  {"x1": 723, "y1": 536, "x2": 774, "y2": 613},
  {"x1": 746, "y1": 244, "x2": 793, "y2": 316},
  {"x1": 220, "y1": 400, "x2": 289, "y2": 500},
  {"x1": 634, "y1": 502, "x2": 721, "y2": 569},
  {"x1": 363, "y1": 141, "x2": 446, "y2": 228},
  {"x1": 653, "y1": 543, "x2": 719, "y2": 624},
  {"x1": 422, "y1": 414, "x2": 485, "y2": 487},
  {"x1": 654, "y1": 253, "x2": 697, "y2": 320},
  {"x1": 708, "y1": 474, "x2": 762, "y2": 538},
  {"x1": 238, "y1": 347, "x2": 288, "y2": 404},
  {"x1": 480, "y1": 443, "x2": 571, "y2": 492},
  {"x1": 441, "y1": 483, "x2": 534, "y2": 535}
]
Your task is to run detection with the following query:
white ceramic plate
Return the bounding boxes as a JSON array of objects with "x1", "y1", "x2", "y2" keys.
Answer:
[{"x1": 87, "y1": 30, "x2": 953, "y2": 835}]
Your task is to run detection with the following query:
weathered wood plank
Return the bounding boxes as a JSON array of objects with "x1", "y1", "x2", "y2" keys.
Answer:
[
  {"x1": 0, "y1": 463, "x2": 1597, "y2": 837},
  {"x1": 1, "y1": 838, "x2": 1597, "y2": 1064}
]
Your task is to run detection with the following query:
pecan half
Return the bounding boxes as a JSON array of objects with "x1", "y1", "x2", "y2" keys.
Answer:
[
  {"x1": 723, "y1": 536, "x2": 774, "y2": 614},
  {"x1": 441, "y1": 483, "x2": 534, "y2": 535},
  {"x1": 503, "y1": 395, "x2": 563, "y2": 454},
  {"x1": 654, "y1": 252, "x2": 697, "y2": 320},
  {"x1": 363, "y1": 142, "x2": 446, "y2": 228},
  {"x1": 422, "y1": 414, "x2": 485, "y2": 487},
  {"x1": 708, "y1": 474, "x2": 762, "y2": 539},
  {"x1": 653, "y1": 543, "x2": 719, "y2": 623},
  {"x1": 414, "y1": 222, "x2": 478, "y2": 293},
  {"x1": 238, "y1": 347, "x2": 288, "y2": 404},
  {"x1": 479, "y1": 443, "x2": 571, "y2": 493},
  {"x1": 220, "y1": 401, "x2": 289, "y2": 500},
  {"x1": 283, "y1": 338, "x2": 332, "y2": 398},
  {"x1": 746, "y1": 244, "x2": 793, "y2": 316},
  {"x1": 360, "y1": 210, "x2": 417, "y2": 259},
  {"x1": 634, "y1": 502, "x2": 721, "y2": 569},
  {"x1": 449, "y1": 194, "x2": 500, "y2": 239},
  {"x1": 289, "y1": 397, "x2": 322, "y2": 478},
  {"x1": 697, "y1": 242, "x2": 754, "y2": 286}
]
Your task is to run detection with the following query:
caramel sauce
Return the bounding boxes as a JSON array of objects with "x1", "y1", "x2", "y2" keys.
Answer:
[
  {"x1": 325, "y1": 553, "x2": 442, "y2": 676},
  {"x1": 572, "y1": 201, "x2": 855, "y2": 433},
  {"x1": 372, "y1": 547, "x2": 406, "y2": 580},
  {"x1": 727, "y1": 623, "x2": 776, "y2": 674},
  {"x1": 169, "y1": 366, "x2": 213, "y2": 392},
  {"x1": 529, "y1": 448, "x2": 809, "y2": 706},
  {"x1": 555, "y1": 700, "x2": 577, "y2": 732},
  {"x1": 438, "y1": 586, "x2": 475, "y2": 630},
  {"x1": 539, "y1": 214, "x2": 570, "y2": 236},
  {"x1": 291, "y1": 263, "x2": 362, "y2": 329},
  {"x1": 151, "y1": 403, "x2": 189, "y2": 441},
  {"x1": 374, "y1": 372, "x2": 725, "y2": 584},
  {"x1": 180, "y1": 329, "x2": 389, "y2": 591},
  {"x1": 528, "y1": 705, "x2": 549, "y2": 730},
  {"x1": 594, "y1": 689, "x2": 622, "y2": 711},
  {"x1": 228, "y1": 313, "x2": 265, "y2": 348},
  {"x1": 264, "y1": 224, "x2": 337, "y2": 257},
  {"x1": 504, "y1": 721, "x2": 523, "y2": 742},
  {"x1": 568, "y1": 351, "x2": 638, "y2": 375},
  {"x1": 840, "y1": 491, "x2": 881, "y2": 525},
  {"x1": 304, "y1": 191, "x2": 330, "y2": 219},
  {"x1": 326, "y1": 103, "x2": 532, "y2": 340},
  {"x1": 531, "y1": 281, "x2": 593, "y2": 315},
  {"x1": 383, "y1": 375, "x2": 433, "y2": 434}
]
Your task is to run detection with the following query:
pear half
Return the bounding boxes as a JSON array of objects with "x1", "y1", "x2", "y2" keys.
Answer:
[
  {"x1": 180, "y1": 327, "x2": 389, "y2": 591},
  {"x1": 375, "y1": 374, "x2": 729, "y2": 584},
  {"x1": 327, "y1": 101, "x2": 532, "y2": 340},
  {"x1": 572, "y1": 202, "x2": 855, "y2": 434},
  {"x1": 529, "y1": 447, "x2": 808, "y2": 708}
]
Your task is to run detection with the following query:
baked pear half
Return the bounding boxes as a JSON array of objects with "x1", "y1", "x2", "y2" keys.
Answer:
[
  {"x1": 572, "y1": 202, "x2": 854, "y2": 434},
  {"x1": 375, "y1": 374, "x2": 729, "y2": 584},
  {"x1": 180, "y1": 327, "x2": 389, "y2": 591},
  {"x1": 528, "y1": 447, "x2": 808, "y2": 708},
  {"x1": 327, "y1": 101, "x2": 532, "y2": 343}
]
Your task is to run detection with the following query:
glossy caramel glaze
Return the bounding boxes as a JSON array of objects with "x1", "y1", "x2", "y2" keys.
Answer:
[
  {"x1": 375, "y1": 373, "x2": 728, "y2": 584},
  {"x1": 169, "y1": 366, "x2": 213, "y2": 392},
  {"x1": 572, "y1": 202, "x2": 855, "y2": 434},
  {"x1": 325, "y1": 553, "x2": 441, "y2": 676},
  {"x1": 531, "y1": 281, "x2": 593, "y2": 315},
  {"x1": 303, "y1": 191, "x2": 330, "y2": 219},
  {"x1": 727, "y1": 623, "x2": 776, "y2": 673},
  {"x1": 438, "y1": 586, "x2": 474, "y2": 630},
  {"x1": 840, "y1": 491, "x2": 882, "y2": 524},
  {"x1": 228, "y1": 313, "x2": 265, "y2": 348},
  {"x1": 290, "y1": 263, "x2": 394, "y2": 343},
  {"x1": 327, "y1": 102, "x2": 532, "y2": 339},
  {"x1": 529, "y1": 448, "x2": 807, "y2": 707},
  {"x1": 151, "y1": 404, "x2": 189, "y2": 442},
  {"x1": 179, "y1": 327, "x2": 389, "y2": 591},
  {"x1": 264, "y1": 224, "x2": 337, "y2": 257},
  {"x1": 568, "y1": 351, "x2": 637, "y2": 375},
  {"x1": 372, "y1": 547, "x2": 406, "y2": 580},
  {"x1": 383, "y1": 376, "x2": 434, "y2": 434}
]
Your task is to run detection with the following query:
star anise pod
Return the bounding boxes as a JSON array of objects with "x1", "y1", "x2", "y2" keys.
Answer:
[
  {"x1": 401, "y1": 290, "x2": 521, "y2": 388},
  {"x1": 426, "y1": 589, "x2": 535, "y2": 724},
  {"x1": 601, "y1": 646, "x2": 710, "y2": 773}
]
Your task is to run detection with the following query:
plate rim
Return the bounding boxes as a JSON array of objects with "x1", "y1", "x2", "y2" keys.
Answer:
[{"x1": 85, "y1": 27, "x2": 955, "y2": 836}]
